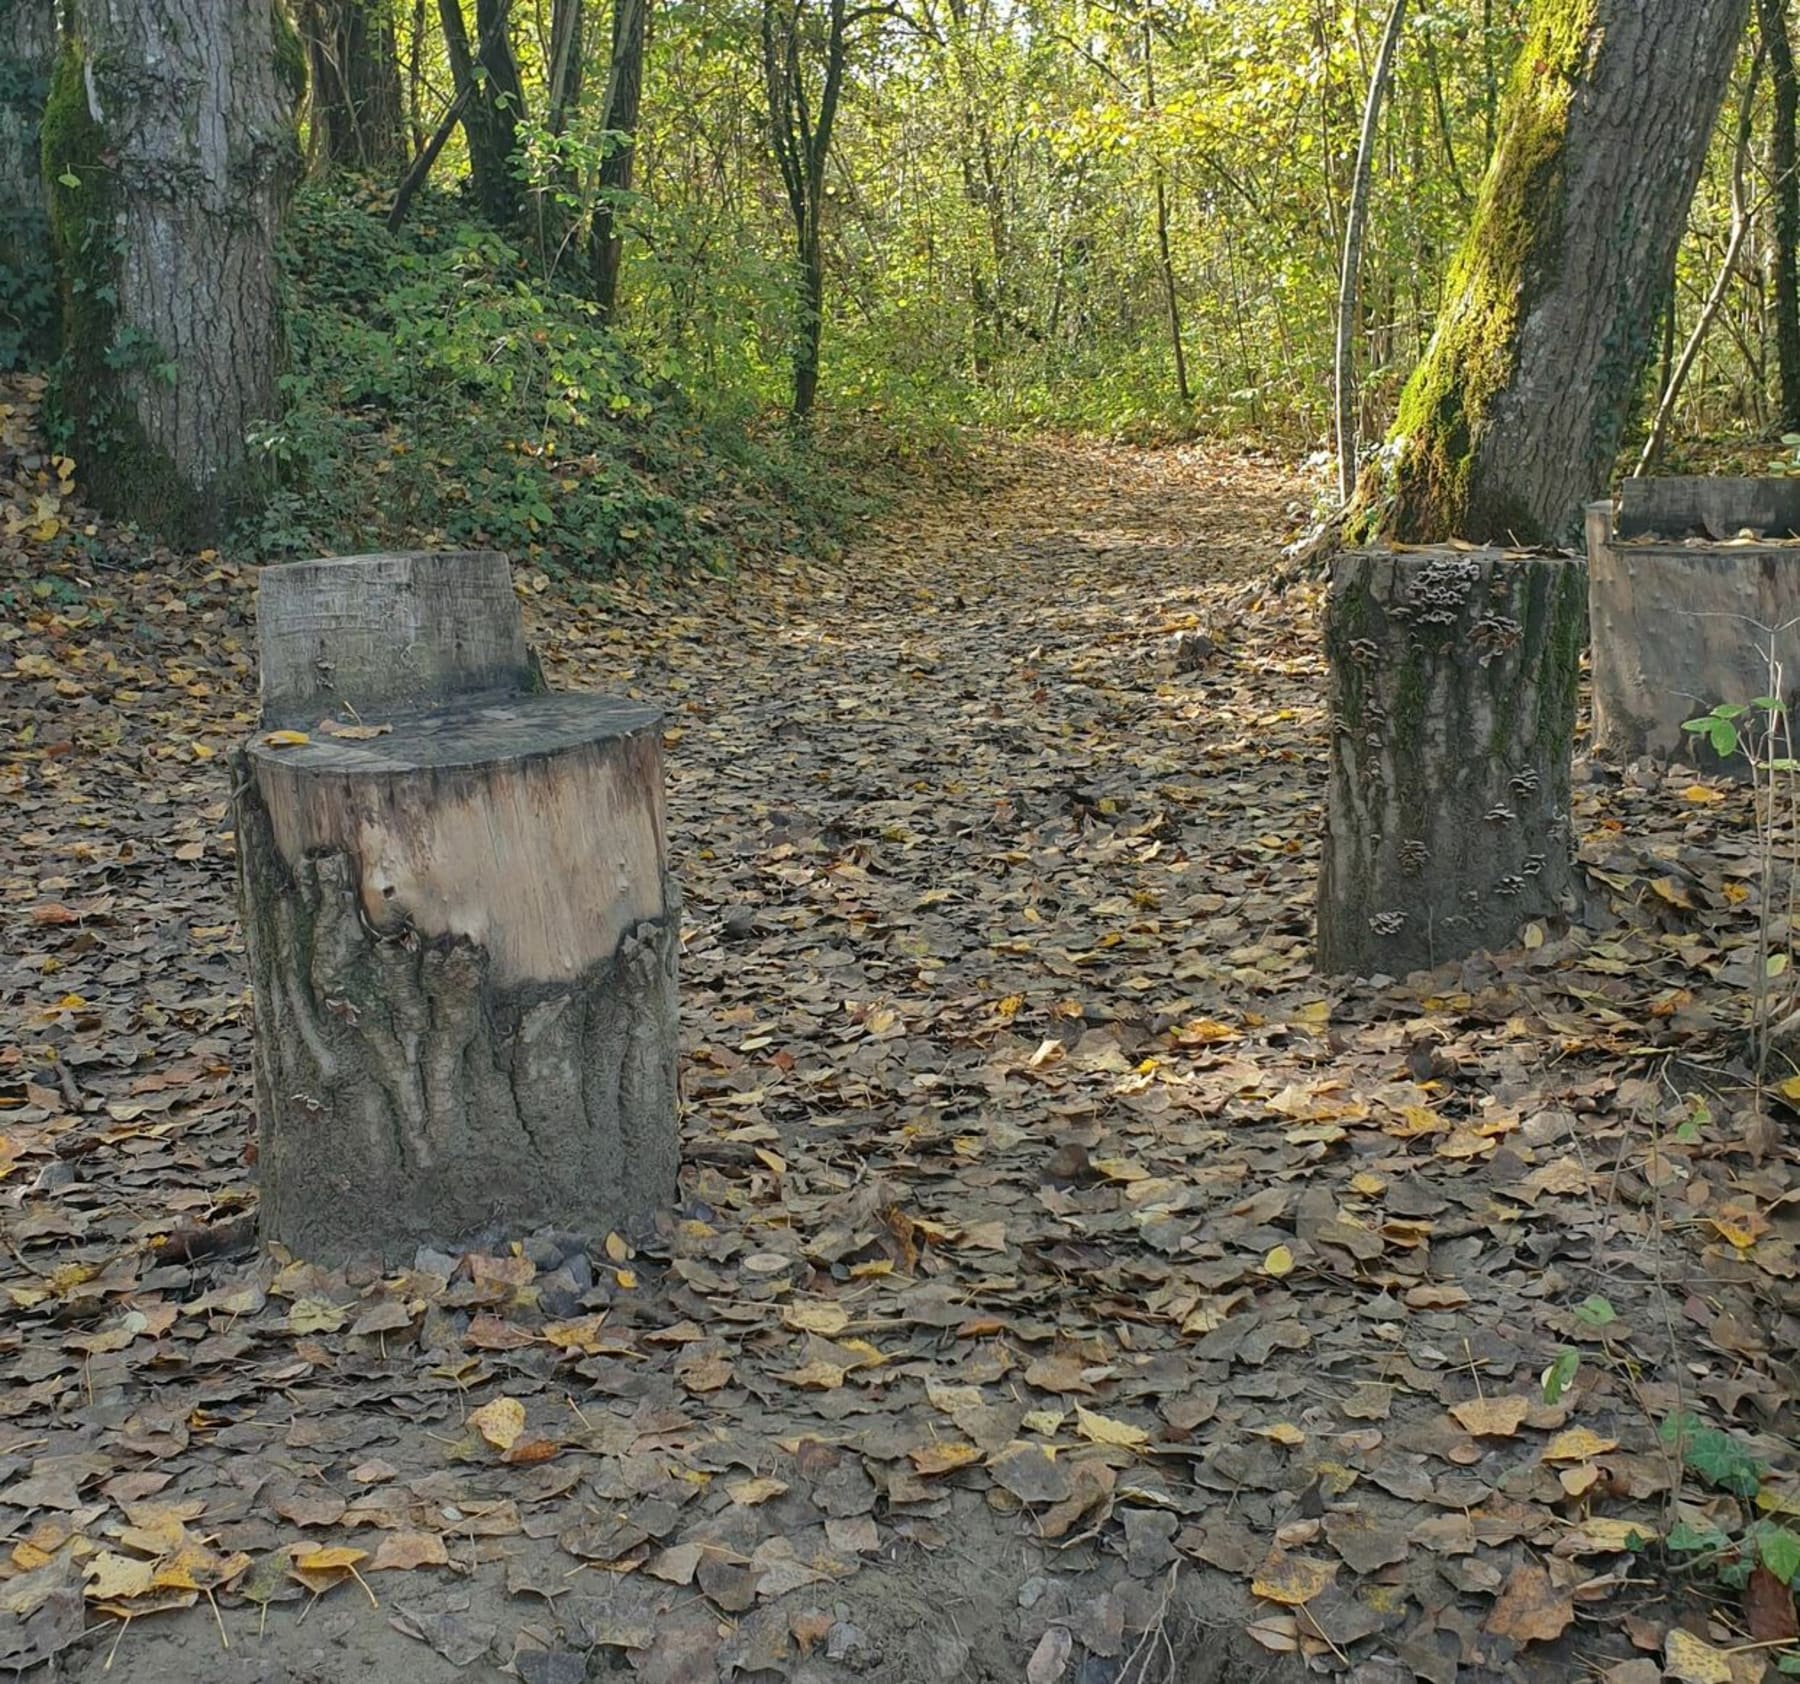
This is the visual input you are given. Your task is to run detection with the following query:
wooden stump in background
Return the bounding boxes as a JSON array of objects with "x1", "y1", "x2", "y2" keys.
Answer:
[
  {"x1": 1318, "y1": 548, "x2": 1586, "y2": 977},
  {"x1": 1587, "y1": 481, "x2": 1800, "y2": 770},
  {"x1": 235, "y1": 551, "x2": 679, "y2": 1266}
]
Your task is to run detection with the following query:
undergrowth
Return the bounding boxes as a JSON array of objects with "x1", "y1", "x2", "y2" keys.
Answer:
[{"x1": 242, "y1": 181, "x2": 894, "y2": 574}]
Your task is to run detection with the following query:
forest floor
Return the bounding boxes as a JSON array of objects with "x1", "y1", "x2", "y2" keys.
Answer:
[{"x1": 2, "y1": 381, "x2": 1799, "y2": 1684}]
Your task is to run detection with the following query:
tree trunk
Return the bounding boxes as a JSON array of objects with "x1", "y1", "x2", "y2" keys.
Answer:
[
  {"x1": 1764, "y1": 0, "x2": 1800, "y2": 432},
  {"x1": 1318, "y1": 548, "x2": 1586, "y2": 976},
  {"x1": 1335, "y1": 0, "x2": 1407, "y2": 505},
  {"x1": 763, "y1": 0, "x2": 851, "y2": 421},
  {"x1": 1143, "y1": 20, "x2": 1188, "y2": 408},
  {"x1": 438, "y1": 0, "x2": 523, "y2": 226},
  {"x1": 236, "y1": 551, "x2": 680, "y2": 1267},
  {"x1": 590, "y1": 0, "x2": 646, "y2": 319},
  {"x1": 44, "y1": 0, "x2": 302, "y2": 545},
  {"x1": 1637, "y1": 45, "x2": 1763, "y2": 475},
  {"x1": 1349, "y1": 0, "x2": 1750, "y2": 548},
  {"x1": 301, "y1": 0, "x2": 406, "y2": 170},
  {"x1": 0, "y1": 0, "x2": 56, "y2": 368}
]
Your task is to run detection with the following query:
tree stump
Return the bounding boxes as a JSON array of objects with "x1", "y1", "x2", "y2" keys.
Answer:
[
  {"x1": 1318, "y1": 548, "x2": 1586, "y2": 977},
  {"x1": 234, "y1": 551, "x2": 679, "y2": 1266},
  {"x1": 1587, "y1": 480, "x2": 1800, "y2": 770}
]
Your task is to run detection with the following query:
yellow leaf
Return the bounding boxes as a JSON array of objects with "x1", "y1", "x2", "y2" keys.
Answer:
[
  {"x1": 1251, "y1": 1422, "x2": 1305, "y2": 1447},
  {"x1": 909, "y1": 1442, "x2": 982, "y2": 1475},
  {"x1": 726, "y1": 1477, "x2": 789, "y2": 1505},
  {"x1": 1250, "y1": 1552, "x2": 1337, "y2": 1606},
  {"x1": 1681, "y1": 784, "x2": 1727, "y2": 806},
  {"x1": 262, "y1": 729, "x2": 311, "y2": 748},
  {"x1": 1074, "y1": 1406, "x2": 1148, "y2": 1450},
  {"x1": 1540, "y1": 1426, "x2": 1618, "y2": 1463},
  {"x1": 1664, "y1": 1627, "x2": 1734, "y2": 1684},
  {"x1": 1563, "y1": 1516, "x2": 1657, "y2": 1554},
  {"x1": 1650, "y1": 876, "x2": 1694, "y2": 909},
  {"x1": 290, "y1": 1546, "x2": 368, "y2": 1572},
  {"x1": 468, "y1": 1396, "x2": 526, "y2": 1452},
  {"x1": 1448, "y1": 1395, "x2": 1531, "y2": 1437},
  {"x1": 1348, "y1": 1172, "x2": 1386, "y2": 1197},
  {"x1": 782, "y1": 1301, "x2": 850, "y2": 1337},
  {"x1": 604, "y1": 1232, "x2": 630, "y2": 1263},
  {"x1": 1262, "y1": 1245, "x2": 1295, "y2": 1278},
  {"x1": 614, "y1": 1268, "x2": 637, "y2": 1289},
  {"x1": 84, "y1": 1552, "x2": 156, "y2": 1602}
]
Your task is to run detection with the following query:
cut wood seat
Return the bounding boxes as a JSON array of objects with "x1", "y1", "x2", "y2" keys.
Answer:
[
  {"x1": 1587, "y1": 477, "x2": 1800, "y2": 769},
  {"x1": 233, "y1": 551, "x2": 679, "y2": 1267}
]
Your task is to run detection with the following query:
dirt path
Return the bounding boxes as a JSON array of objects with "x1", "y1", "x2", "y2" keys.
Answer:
[{"x1": 1, "y1": 428, "x2": 1796, "y2": 1684}]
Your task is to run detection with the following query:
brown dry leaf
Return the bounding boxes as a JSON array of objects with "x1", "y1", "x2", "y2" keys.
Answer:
[
  {"x1": 1483, "y1": 1562, "x2": 1574, "y2": 1645},
  {"x1": 1449, "y1": 1395, "x2": 1531, "y2": 1437},
  {"x1": 468, "y1": 1396, "x2": 526, "y2": 1451},
  {"x1": 727, "y1": 1477, "x2": 790, "y2": 1506},
  {"x1": 1746, "y1": 1566, "x2": 1799, "y2": 1643},
  {"x1": 1251, "y1": 1552, "x2": 1338, "y2": 1607},
  {"x1": 371, "y1": 1532, "x2": 449, "y2": 1571}
]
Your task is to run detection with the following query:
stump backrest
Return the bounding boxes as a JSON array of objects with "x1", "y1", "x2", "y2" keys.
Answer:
[
  {"x1": 257, "y1": 551, "x2": 533, "y2": 726},
  {"x1": 1615, "y1": 476, "x2": 1800, "y2": 542}
]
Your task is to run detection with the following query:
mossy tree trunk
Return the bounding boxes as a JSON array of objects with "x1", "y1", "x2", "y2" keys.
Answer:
[
  {"x1": 299, "y1": 0, "x2": 406, "y2": 170},
  {"x1": 1764, "y1": 0, "x2": 1800, "y2": 433},
  {"x1": 44, "y1": 0, "x2": 302, "y2": 545},
  {"x1": 1318, "y1": 549, "x2": 1586, "y2": 976},
  {"x1": 0, "y1": 0, "x2": 56, "y2": 368},
  {"x1": 1348, "y1": 0, "x2": 1749, "y2": 548}
]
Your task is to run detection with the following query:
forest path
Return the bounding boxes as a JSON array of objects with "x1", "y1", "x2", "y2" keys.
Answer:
[{"x1": 0, "y1": 423, "x2": 1791, "y2": 1684}]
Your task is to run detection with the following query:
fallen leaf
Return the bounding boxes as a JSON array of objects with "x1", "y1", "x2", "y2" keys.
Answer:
[
  {"x1": 1484, "y1": 1562, "x2": 1573, "y2": 1645},
  {"x1": 1449, "y1": 1395, "x2": 1531, "y2": 1438},
  {"x1": 468, "y1": 1396, "x2": 526, "y2": 1452}
]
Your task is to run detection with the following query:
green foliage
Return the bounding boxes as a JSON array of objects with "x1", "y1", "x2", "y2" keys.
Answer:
[
  {"x1": 244, "y1": 184, "x2": 872, "y2": 570},
  {"x1": 1661, "y1": 1411, "x2": 1766, "y2": 1498}
]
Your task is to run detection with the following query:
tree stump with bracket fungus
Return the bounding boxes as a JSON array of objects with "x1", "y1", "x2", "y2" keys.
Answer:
[
  {"x1": 234, "y1": 551, "x2": 679, "y2": 1267},
  {"x1": 1317, "y1": 547, "x2": 1585, "y2": 977}
]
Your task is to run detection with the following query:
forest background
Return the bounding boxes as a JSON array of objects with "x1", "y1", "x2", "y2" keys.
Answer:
[{"x1": 0, "y1": 0, "x2": 1792, "y2": 568}]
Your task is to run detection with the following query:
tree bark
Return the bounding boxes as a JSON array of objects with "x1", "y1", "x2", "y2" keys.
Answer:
[
  {"x1": 0, "y1": 0, "x2": 56, "y2": 367},
  {"x1": 1318, "y1": 548, "x2": 1586, "y2": 976},
  {"x1": 1348, "y1": 0, "x2": 1750, "y2": 548},
  {"x1": 438, "y1": 0, "x2": 523, "y2": 226},
  {"x1": 1764, "y1": 0, "x2": 1800, "y2": 432},
  {"x1": 236, "y1": 551, "x2": 680, "y2": 1267},
  {"x1": 1335, "y1": 0, "x2": 1407, "y2": 505},
  {"x1": 44, "y1": 0, "x2": 302, "y2": 545},
  {"x1": 300, "y1": 0, "x2": 406, "y2": 169},
  {"x1": 590, "y1": 0, "x2": 646, "y2": 319},
  {"x1": 1637, "y1": 46, "x2": 1763, "y2": 475}
]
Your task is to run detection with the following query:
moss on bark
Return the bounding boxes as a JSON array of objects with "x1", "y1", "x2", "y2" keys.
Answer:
[
  {"x1": 1348, "y1": 0, "x2": 1599, "y2": 545},
  {"x1": 42, "y1": 38, "x2": 212, "y2": 540}
]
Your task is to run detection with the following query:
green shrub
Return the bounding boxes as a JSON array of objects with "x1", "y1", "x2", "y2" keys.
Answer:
[{"x1": 243, "y1": 183, "x2": 875, "y2": 572}]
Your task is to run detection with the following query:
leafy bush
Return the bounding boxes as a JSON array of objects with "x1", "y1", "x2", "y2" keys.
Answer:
[{"x1": 242, "y1": 182, "x2": 876, "y2": 572}]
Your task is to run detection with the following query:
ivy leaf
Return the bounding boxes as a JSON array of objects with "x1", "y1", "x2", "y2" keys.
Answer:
[
  {"x1": 1761, "y1": 1527, "x2": 1800, "y2": 1587},
  {"x1": 1572, "y1": 1296, "x2": 1617, "y2": 1329}
]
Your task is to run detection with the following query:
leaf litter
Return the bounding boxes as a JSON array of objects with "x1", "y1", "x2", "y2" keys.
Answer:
[{"x1": 2, "y1": 385, "x2": 1799, "y2": 1679}]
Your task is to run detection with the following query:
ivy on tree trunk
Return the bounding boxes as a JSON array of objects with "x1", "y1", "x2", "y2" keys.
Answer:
[{"x1": 1348, "y1": 0, "x2": 1749, "y2": 548}]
